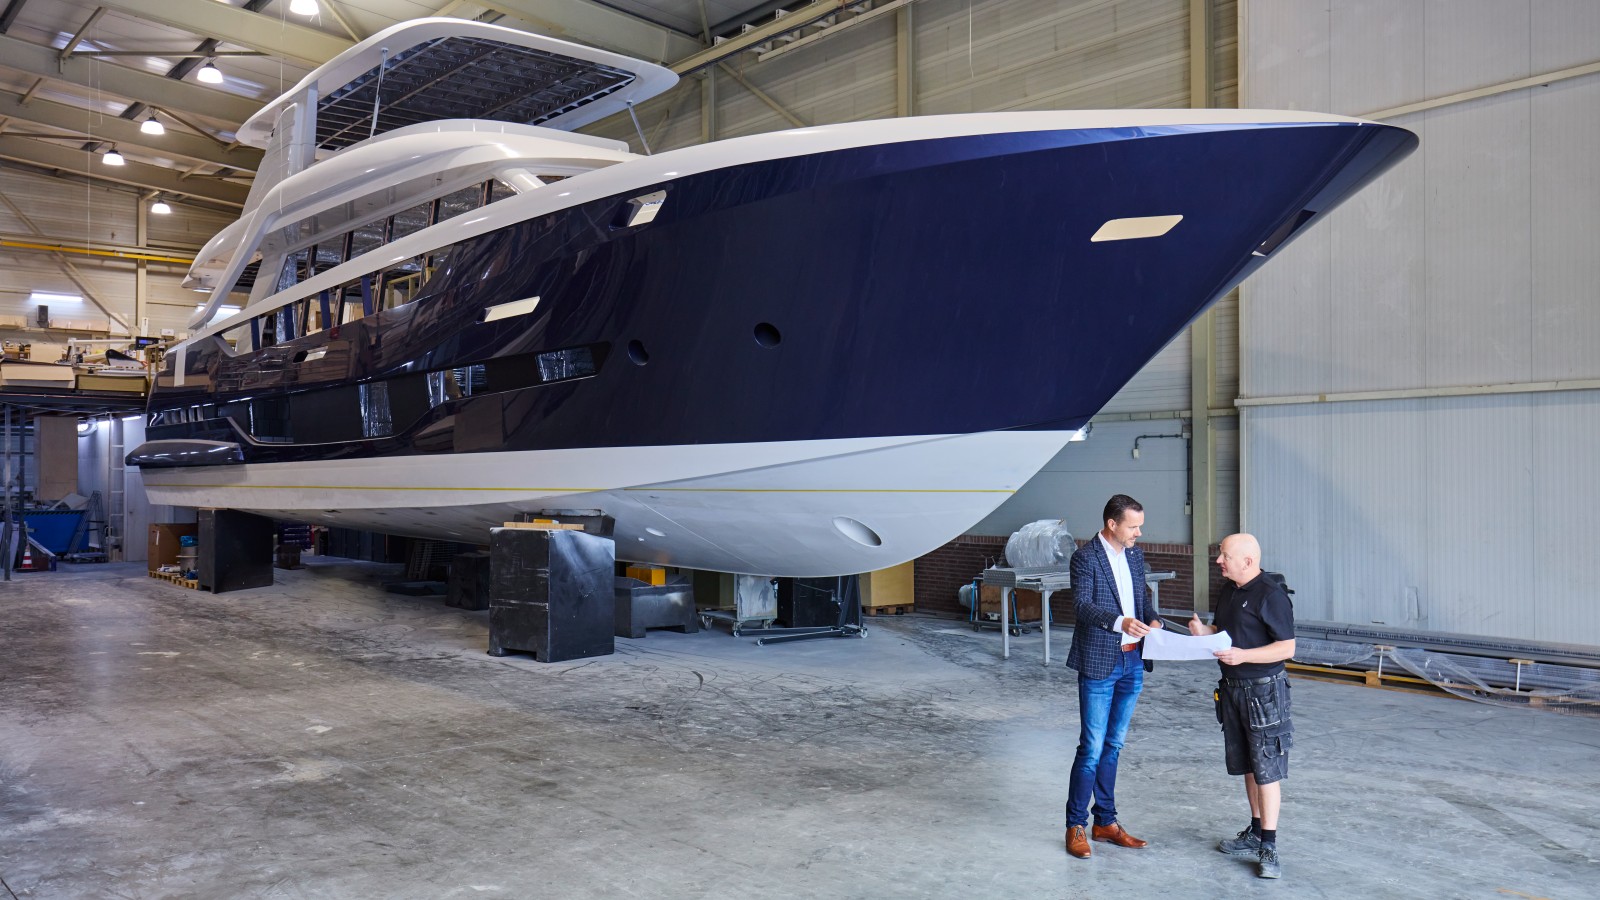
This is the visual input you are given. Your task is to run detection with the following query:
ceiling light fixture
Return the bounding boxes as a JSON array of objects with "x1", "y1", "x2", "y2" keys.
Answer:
[
  {"x1": 197, "y1": 60, "x2": 223, "y2": 84},
  {"x1": 140, "y1": 113, "x2": 165, "y2": 135},
  {"x1": 150, "y1": 196, "x2": 172, "y2": 215},
  {"x1": 103, "y1": 147, "x2": 126, "y2": 165},
  {"x1": 289, "y1": 0, "x2": 320, "y2": 15}
]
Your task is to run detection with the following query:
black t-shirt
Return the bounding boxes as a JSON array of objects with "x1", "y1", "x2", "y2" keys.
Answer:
[{"x1": 1213, "y1": 572, "x2": 1295, "y2": 679}]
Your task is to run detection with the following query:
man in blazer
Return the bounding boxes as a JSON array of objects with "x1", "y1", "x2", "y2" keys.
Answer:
[{"x1": 1063, "y1": 494, "x2": 1164, "y2": 859}]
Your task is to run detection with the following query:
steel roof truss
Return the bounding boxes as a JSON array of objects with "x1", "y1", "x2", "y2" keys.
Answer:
[
  {"x1": 0, "y1": 91, "x2": 261, "y2": 172},
  {"x1": 0, "y1": 133, "x2": 249, "y2": 206},
  {"x1": 0, "y1": 32, "x2": 261, "y2": 124},
  {"x1": 91, "y1": 0, "x2": 350, "y2": 67}
]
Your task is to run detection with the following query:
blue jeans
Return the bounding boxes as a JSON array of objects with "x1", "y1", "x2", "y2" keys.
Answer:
[{"x1": 1065, "y1": 647, "x2": 1144, "y2": 828}]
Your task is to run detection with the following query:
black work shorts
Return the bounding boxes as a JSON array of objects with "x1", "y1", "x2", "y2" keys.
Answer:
[{"x1": 1218, "y1": 673, "x2": 1293, "y2": 785}]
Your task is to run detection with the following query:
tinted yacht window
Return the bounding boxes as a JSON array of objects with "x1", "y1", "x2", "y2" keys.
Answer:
[
  {"x1": 390, "y1": 202, "x2": 433, "y2": 241},
  {"x1": 436, "y1": 183, "x2": 486, "y2": 222},
  {"x1": 350, "y1": 219, "x2": 385, "y2": 258},
  {"x1": 276, "y1": 249, "x2": 309, "y2": 291},
  {"x1": 359, "y1": 382, "x2": 393, "y2": 438},
  {"x1": 288, "y1": 387, "x2": 362, "y2": 444},
  {"x1": 313, "y1": 240, "x2": 345, "y2": 272},
  {"x1": 536, "y1": 346, "x2": 597, "y2": 382}
]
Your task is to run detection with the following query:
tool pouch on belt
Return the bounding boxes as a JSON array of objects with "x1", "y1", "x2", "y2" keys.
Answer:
[
  {"x1": 1247, "y1": 693, "x2": 1279, "y2": 729},
  {"x1": 1245, "y1": 677, "x2": 1294, "y2": 753},
  {"x1": 1213, "y1": 685, "x2": 1224, "y2": 724}
]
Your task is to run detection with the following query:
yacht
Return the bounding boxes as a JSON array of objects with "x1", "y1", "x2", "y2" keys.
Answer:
[{"x1": 131, "y1": 18, "x2": 1417, "y2": 577}]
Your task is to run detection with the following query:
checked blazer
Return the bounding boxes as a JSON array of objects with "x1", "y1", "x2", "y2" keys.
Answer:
[{"x1": 1065, "y1": 536, "x2": 1158, "y2": 680}]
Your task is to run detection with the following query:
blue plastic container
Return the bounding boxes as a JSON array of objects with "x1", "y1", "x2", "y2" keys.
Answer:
[{"x1": 22, "y1": 510, "x2": 86, "y2": 554}]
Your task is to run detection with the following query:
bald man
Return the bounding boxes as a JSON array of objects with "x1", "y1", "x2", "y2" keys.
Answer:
[{"x1": 1189, "y1": 533, "x2": 1296, "y2": 879}]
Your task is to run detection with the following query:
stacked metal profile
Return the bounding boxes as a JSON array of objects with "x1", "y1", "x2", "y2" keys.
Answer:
[{"x1": 1290, "y1": 628, "x2": 1600, "y2": 719}]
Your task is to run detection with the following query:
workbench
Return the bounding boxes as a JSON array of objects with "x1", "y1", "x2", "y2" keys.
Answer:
[{"x1": 981, "y1": 567, "x2": 1179, "y2": 664}]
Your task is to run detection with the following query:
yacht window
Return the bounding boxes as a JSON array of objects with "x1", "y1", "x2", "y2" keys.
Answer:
[
  {"x1": 218, "y1": 317, "x2": 253, "y2": 353},
  {"x1": 436, "y1": 183, "x2": 486, "y2": 223},
  {"x1": 339, "y1": 284, "x2": 365, "y2": 323},
  {"x1": 302, "y1": 289, "x2": 334, "y2": 335},
  {"x1": 249, "y1": 395, "x2": 292, "y2": 442},
  {"x1": 246, "y1": 304, "x2": 295, "y2": 349},
  {"x1": 426, "y1": 369, "x2": 458, "y2": 407},
  {"x1": 232, "y1": 260, "x2": 261, "y2": 297},
  {"x1": 286, "y1": 387, "x2": 362, "y2": 444},
  {"x1": 481, "y1": 344, "x2": 604, "y2": 394},
  {"x1": 276, "y1": 249, "x2": 309, "y2": 291},
  {"x1": 458, "y1": 364, "x2": 488, "y2": 395},
  {"x1": 350, "y1": 219, "x2": 385, "y2": 259},
  {"x1": 425, "y1": 245, "x2": 455, "y2": 280},
  {"x1": 269, "y1": 306, "x2": 296, "y2": 345},
  {"x1": 535, "y1": 346, "x2": 596, "y2": 382},
  {"x1": 201, "y1": 343, "x2": 606, "y2": 445},
  {"x1": 294, "y1": 296, "x2": 317, "y2": 338},
  {"x1": 147, "y1": 404, "x2": 215, "y2": 430},
  {"x1": 231, "y1": 177, "x2": 514, "y2": 346},
  {"x1": 359, "y1": 382, "x2": 393, "y2": 438},
  {"x1": 269, "y1": 177, "x2": 508, "y2": 278},
  {"x1": 380, "y1": 255, "x2": 427, "y2": 310},
  {"x1": 337, "y1": 276, "x2": 375, "y2": 324},
  {"x1": 389, "y1": 202, "x2": 433, "y2": 242},
  {"x1": 313, "y1": 239, "x2": 346, "y2": 272}
]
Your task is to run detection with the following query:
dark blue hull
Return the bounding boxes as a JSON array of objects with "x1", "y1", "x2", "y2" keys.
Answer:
[{"x1": 145, "y1": 119, "x2": 1416, "y2": 463}]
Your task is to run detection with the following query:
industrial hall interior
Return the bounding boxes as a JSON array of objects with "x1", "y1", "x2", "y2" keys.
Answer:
[{"x1": 2, "y1": 0, "x2": 1597, "y2": 896}]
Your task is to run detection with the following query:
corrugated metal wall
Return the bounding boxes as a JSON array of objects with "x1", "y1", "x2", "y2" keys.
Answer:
[
  {"x1": 725, "y1": 14, "x2": 898, "y2": 135},
  {"x1": 1, "y1": 171, "x2": 138, "y2": 332},
  {"x1": 1244, "y1": 391, "x2": 1600, "y2": 642},
  {"x1": 915, "y1": 0, "x2": 1192, "y2": 113},
  {"x1": 974, "y1": 418, "x2": 1193, "y2": 540},
  {"x1": 0, "y1": 167, "x2": 218, "y2": 342},
  {"x1": 1240, "y1": 0, "x2": 1600, "y2": 646},
  {"x1": 589, "y1": 0, "x2": 1234, "y2": 152}
]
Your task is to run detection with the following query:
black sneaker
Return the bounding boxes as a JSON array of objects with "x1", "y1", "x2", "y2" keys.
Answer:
[
  {"x1": 1218, "y1": 828, "x2": 1261, "y2": 857},
  {"x1": 1257, "y1": 844, "x2": 1281, "y2": 879}
]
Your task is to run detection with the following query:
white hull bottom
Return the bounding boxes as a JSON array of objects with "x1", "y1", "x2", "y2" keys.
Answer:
[{"x1": 140, "y1": 431, "x2": 1074, "y2": 576}]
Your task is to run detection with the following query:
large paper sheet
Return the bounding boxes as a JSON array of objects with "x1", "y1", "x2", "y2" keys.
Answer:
[{"x1": 1141, "y1": 627, "x2": 1232, "y2": 661}]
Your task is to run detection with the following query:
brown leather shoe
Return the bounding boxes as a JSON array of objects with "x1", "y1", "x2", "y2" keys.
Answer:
[
  {"x1": 1066, "y1": 825, "x2": 1092, "y2": 858},
  {"x1": 1092, "y1": 822, "x2": 1149, "y2": 849}
]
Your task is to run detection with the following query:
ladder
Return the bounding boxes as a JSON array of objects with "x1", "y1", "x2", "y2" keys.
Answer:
[{"x1": 107, "y1": 419, "x2": 126, "y2": 560}]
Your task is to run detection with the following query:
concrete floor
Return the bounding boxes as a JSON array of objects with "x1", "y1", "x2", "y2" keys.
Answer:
[{"x1": 2, "y1": 560, "x2": 1597, "y2": 899}]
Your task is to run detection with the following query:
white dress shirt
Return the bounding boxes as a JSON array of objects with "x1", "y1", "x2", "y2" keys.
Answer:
[{"x1": 1099, "y1": 532, "x2": 1138, "y2": 647}]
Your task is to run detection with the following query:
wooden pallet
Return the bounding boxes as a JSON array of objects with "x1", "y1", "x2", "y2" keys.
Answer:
[
  {"x1": 862, "y1": 604, "x2": 913, "y2": 617},
  {"x1": 1286, "y1": 662, "x2": 1442, "y2": 696},
  {"x1": 149, "y1": 570, "x2": 199, "y2": 590}
]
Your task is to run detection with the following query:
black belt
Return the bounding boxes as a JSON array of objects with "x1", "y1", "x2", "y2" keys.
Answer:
[{"x1": 1221, "y1": 673, "x2": 1285, "y2": 687}]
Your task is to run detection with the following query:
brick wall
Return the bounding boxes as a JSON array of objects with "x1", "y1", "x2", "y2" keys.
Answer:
[
  {"x1": 914, "y1": 535, "x2": 1228, "y2": 620},
  {"x1": 913, "y1": 534, "x2": 1009, "y2": 619},
  {"x1": 1133, "y1": 541, "x2": 1229, "y2": 617}
]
